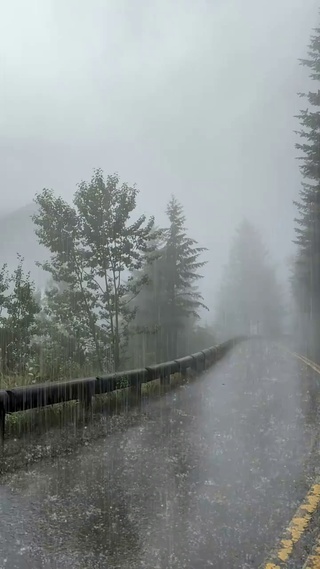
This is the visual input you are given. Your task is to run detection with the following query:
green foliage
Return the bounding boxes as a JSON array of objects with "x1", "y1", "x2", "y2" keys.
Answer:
[
  {"x1": 0, "y1": 166, "x2": 286, "y2": 383},
  {"x1": 0, "y1": 256, "x2": 40, "y2": 376},
  {"x1": 0, "y1": 263, "x2": 9, "y2": 318},
  {"x1": 164, "y1": 196, "x2": 208, "y2": 320},
  {"x1": 33, "y1": 169, "x2": 158, "y2": 372},
  {"x1": 126, "y1": 196, "x2": 208, "y2": 364}
]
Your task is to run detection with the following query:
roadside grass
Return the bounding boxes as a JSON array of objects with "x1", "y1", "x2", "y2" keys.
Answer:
[{"x1": 0, "y1": 371, "x2": 190, "y2": 441}]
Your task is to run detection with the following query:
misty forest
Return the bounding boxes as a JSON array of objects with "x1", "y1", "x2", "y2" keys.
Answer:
[
  {"x1": 2, "y1": 3, "x2": 320, "y2": 568},
  {"x1": 0, "y1": 172, "x2": 285, "y2": 381},
  {"x1": 0, "y1": 13, "x2": 320, "y2": 374},
  {"x1": 1, "y1": 13, "x2": 320, "y2": 382}
]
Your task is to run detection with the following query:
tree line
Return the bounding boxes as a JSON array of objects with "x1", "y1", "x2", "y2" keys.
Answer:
[
  {"x1": 0, "y1": 172, "x2": 213, "y2": 379},
  {"x1": 1, "y1": 9, "x2": 317, "y2": 378},
  {"x1": 215, "y1": 9, "x2": 320, "y2": 360},
  {"x1": 0, "y1": 165, "x2": 285, "y2": 381}
]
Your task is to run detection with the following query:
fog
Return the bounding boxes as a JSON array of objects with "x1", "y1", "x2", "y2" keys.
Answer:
[
  {"x1": 2, "y1": 5, "x2": 320, "y2": 567},
  {"x1": 0, "y1": 0, "x2": 318, "y2": 307}
]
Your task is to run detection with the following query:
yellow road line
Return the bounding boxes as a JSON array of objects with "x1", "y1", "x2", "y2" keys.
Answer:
[
  {"x1": 303, "y1": 534, "x2": 320, "y2": 568},
  {"x1": 277, "y1": 344, "x2": 320, "y2": 376},
  {"x1": 292, "y1": 352, "x2": 320, "y2": 375},
  {"x1": 260, "y1": 480, "x2": 320, "y2": 568},
  {"x1": 264, "y1": 344, "x2": 320, "y2": 568}
]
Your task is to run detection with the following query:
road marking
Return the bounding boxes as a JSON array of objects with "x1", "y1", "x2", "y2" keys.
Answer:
[
  {"x1": 260, "y1": 480, "x2": 320, "y2": 568},
  {"x1": 268, "y1": 345, "x2": 320, "y2": 568},
  {"x1": 278, "y1": 345, "x2": 320, "y2": 376},
  {"x1": 292, "y1": 352, "x2": 320, "y2": 375},
  {"x1": 303, "y1": 534, "x2": 320, "y2": 568}
]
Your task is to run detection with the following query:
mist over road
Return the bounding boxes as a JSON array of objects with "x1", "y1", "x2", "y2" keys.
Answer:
[{"x1": 0, "y1": 341, "x2": 319, "y2": 568}]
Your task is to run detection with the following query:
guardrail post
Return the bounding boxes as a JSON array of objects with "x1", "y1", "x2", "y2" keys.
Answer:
[
  {"x1": 129, "y1": 378, "x2": 142, "y2": 407},
  {"x1": 181, "y1": 368, "x2": 188, "y2": 381},
  {"x1": 0, "y1": 404, "x2": 5, "y2": 450},
  {"x1": 79, "y1": 381, "x2": 95, "y2": 423},
  {"x1": 160, "y1": 371, "x2": 171, "y2": 391},
  {"x1": 191, "y1": 352, "x2": 206, "y2": 374},
  {"x1": 202, "y1": 351, "x2": 207, "y2": 371}
]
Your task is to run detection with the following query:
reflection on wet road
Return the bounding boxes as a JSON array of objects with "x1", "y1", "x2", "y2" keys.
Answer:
[{"x1": 0, "y1": 341, "x2": 319, "y2": 568}]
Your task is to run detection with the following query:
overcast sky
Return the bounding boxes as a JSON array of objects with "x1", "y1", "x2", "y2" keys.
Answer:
[{"x1": 0, "y1": 0, "x2": 319, "y2": 310}]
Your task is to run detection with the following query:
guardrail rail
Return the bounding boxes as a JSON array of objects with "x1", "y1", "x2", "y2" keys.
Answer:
[{"x1": 0, "y1": 335, "x2": 248, "y2": 444}]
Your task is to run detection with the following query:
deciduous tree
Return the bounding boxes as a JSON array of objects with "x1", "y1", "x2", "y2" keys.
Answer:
[{"x1": 33, "y1": 169, "x2": 158, "y2": 371}]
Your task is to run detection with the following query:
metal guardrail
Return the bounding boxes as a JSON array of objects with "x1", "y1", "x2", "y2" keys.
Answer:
[{"x1": 0, "y1": 335, "x2": 248, "y2": 443}]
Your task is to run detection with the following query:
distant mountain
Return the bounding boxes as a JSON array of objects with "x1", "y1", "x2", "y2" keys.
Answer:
[{"x1": 0, "y1": 203, "x2": 48, "y2": 288}]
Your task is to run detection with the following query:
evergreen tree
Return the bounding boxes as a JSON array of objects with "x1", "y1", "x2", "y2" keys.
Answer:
[
  {"x1": 0, "y1": 256, "x2": 40, "y2": 375},
  {"x1": 293, "y1": 16, "x2": 320, "y2": 359},
  {"x1": 125, "y1": 230, "x2": 166, "y2": 366},
  {"x1": 163, "y1": 196, "x2": 208, "y2": 359},
  {"x1": 128, "y1": 196, "x2": 208, "y2": 363},
  {"x1": 215, "y1": 220, "x2": 284, "y2": 339}
]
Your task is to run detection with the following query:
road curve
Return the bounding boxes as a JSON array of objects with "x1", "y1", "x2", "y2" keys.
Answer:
[{"x1": 0, "y1": 340, "x2": 319, "y2": 569}]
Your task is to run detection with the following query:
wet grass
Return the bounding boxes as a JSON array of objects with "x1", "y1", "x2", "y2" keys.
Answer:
[
  {"x1": 0, "y1": 372, "x2": 196, "y2": 477},
  {"x1": 2, "y1": 372, "x2": 190, "y2": 441},
  {"x1": 0, "y1": 359, "x2": 230, "y2": 477},
  {"x1": 0, "y1": 373, "x2": 41, "y2": 389}
]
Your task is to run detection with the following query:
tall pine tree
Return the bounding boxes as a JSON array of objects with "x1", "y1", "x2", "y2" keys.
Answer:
[
  {"x1": 128, "y1": 196, "x2": 208, "y2": 363},
  {"x1": 293, "y1": 15, "x2": 320, "y2": 359},
  {"x1": 215, "y1": 220, "x2": 284, "y2": 339},
  {"x1": 123, "y1": 230, "x2": 166, "y2": 367},
  {"x1": 164, "y1": 196, "x2": 208, "y2": 359}
]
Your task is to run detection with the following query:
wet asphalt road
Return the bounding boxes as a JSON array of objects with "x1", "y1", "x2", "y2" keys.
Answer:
[{"x1": 0, "y1": 340, "x2": 320, "y2": 569}]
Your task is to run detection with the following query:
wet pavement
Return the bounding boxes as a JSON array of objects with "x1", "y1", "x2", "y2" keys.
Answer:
[{"x1": 0, "y1": 340, "x2": 319, "y2": 568}]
